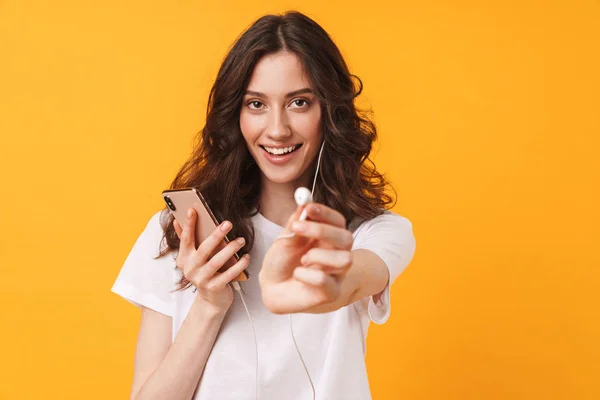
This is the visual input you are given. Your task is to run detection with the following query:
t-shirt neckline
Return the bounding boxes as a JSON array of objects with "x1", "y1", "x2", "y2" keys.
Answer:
[{"x1": 252, "y1": 211, "x2": 285, "y2": 235}]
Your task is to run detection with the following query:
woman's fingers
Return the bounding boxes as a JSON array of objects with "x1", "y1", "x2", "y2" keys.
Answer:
[
  {"x1": 303, "y1": 203, "x2": 346, "y2": 228},
  {"x1": 209, "y1": 254, "x2": 251, "y2": 288},
  {"x1": 292, "y1": 267, "x2": 340, "y2": 304},
  {"x1": 179, "y1": 208, "x2": 197, "y2": 253},
  {"x1": 195, "y1": 236, "x2": 246, "y2": 281},
  {"x1": 285, "y1": 204, "x2": 304, "y2": 227},
  {"x1": 173, "y1": 219, "x2": 183, "y2": 238},
  {"x1": 276, "y1": 205, "x2": 305, "y2": 242},
  {"x1": 177, "y1": 209, "x2": 248, "y2": 289},
  {"x1": 195, "y1": 220, "x2": 233, "y2": 263},
  {"x1": 300, "y1": 248, "x2": 353, "y2": 275},
  {"x1": 290, "y1": 220, "x2": 353, "y2": 249}
]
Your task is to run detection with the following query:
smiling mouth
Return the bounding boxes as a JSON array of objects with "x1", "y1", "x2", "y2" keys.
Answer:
[{"x1": 259, "y1": 144, "x2": 303, "y2": 156}]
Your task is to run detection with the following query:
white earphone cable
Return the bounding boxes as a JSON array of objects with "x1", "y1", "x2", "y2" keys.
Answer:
[
  {"x1": 279, "y1": 140, "x2": 326, "y2": 239},
  {"x1": 232, "y1": 282, "x2": 259, "y2": 400},
  {"x1": 230, "y1": 139, "x2": 325, "y2": 399},
  {"x1": 289, "y1": 314, "x2": 316, "y2": 400},
  {"x1": 286, "y1": 140, "x2": 324, "y2": 398},
  {"x1": 310, "y1": 139, "x2": 325, "y2": 199}
]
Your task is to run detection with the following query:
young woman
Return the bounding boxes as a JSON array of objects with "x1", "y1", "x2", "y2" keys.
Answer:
[{"x1": 111, "y1": 10, "x2": 416, "y2": 400}]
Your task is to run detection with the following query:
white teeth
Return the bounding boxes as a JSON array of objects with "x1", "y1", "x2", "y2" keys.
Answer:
[{"x1": 263, "y1": 145, "x2": 297, "y2": 155}]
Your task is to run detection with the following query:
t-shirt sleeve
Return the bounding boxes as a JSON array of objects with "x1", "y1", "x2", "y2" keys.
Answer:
[
  {"x1": 110, "y1": 210, "x2": 177, "y2": 317},
  {"x1": 351, "y1": 210, "x2": 416, "y2": 324}
]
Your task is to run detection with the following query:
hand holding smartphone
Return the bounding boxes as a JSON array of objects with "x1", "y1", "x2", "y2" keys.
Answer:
[{"x1": 162, "y1": 188, "x2": 249, "y2": 282}]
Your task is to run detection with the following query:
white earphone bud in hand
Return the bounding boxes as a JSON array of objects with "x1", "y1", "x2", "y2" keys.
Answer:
[
  {"x1": 295, "y1": 187, "x2": 312, "y2": 221},
  {"x1": 276, "y1": 140, "x2": 325, "y2": 241},
  {"x1": 276, "y1": 187, "x2": 312, "y2": 240}
]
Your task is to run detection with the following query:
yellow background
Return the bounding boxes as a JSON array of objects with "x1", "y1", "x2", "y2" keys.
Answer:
[{"x1": 1, "y1": 1, "x2": 598, "y2": 399}]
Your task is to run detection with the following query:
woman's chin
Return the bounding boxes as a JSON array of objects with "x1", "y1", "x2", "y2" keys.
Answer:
[{"x1": 261, "y1": 168, "x2": 302, "y2": 185}]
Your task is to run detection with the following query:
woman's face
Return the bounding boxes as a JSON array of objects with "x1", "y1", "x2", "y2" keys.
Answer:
[{"x1": 240, "y1": 51, "x2": 323, "y2": 186}]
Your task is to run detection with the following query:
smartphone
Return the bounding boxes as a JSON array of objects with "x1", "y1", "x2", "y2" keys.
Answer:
[{"x1": 161, "y1": 187, "x2": 249, "y2": 281}]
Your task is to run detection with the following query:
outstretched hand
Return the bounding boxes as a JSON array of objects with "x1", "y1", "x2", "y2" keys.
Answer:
[{"x1": 258, "y1": 202, "x2": 354, "y2": 314}]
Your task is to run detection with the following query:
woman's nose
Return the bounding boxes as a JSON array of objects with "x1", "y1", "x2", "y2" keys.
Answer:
[{"x1": 266, "y1": 110, "x2": 292, "y2": 140}]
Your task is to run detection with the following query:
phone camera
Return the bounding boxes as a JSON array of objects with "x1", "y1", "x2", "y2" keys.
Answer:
[{"x1": 163, "y1": 196, "x2": 176, "y2": 211}]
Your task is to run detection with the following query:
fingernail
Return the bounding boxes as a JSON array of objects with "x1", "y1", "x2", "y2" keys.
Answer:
[
  {"x1": 221, "y1": 221, "x2": 231, "y2": 231},
  {"x1": 236, "y1": 237, "x2": 245, "y2": 245},
  {"x1": 291, "y1": 222, "x2": 304, "y2": 231},
  {"x1": 243, "y1": 254, "x2": 250, "y2": 259},
  {"x1": 300, "y1": 255, "x2": 307, "y2": 264},
  {"x1": 187, "y1": 208, "x2": 193, "y2": 218}
]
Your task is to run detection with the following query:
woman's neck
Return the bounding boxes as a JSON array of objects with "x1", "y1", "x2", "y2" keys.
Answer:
[{"x1": 258, "y1": 174, "x2": 311, "y2": 227}]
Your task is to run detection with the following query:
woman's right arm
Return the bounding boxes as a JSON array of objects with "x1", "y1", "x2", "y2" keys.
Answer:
[
  {"x1": 131, "y1": 297, "x2": 226, "y2": 400},
  {"x1": 131, "y1": 208, "x2": 249, "y2": 400}
]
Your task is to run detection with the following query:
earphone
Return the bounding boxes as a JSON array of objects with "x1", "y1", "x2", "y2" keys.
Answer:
[
  {"x1": 294, "y1": 187, "x2": 312, "y2": 217},
  {"x1": 231, "y1": 281, "x2": 259, "y2": 399},
  {"x1": 230, "y1": 139, "x2": 326, "y2": 400},
  {"x1": 278, "y1": 140, "x2": 326, "y2": 239}
]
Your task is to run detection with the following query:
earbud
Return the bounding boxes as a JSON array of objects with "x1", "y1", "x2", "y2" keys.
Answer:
[
  {"x1": 295, "y1": 187, "x2": 312, "y2": 221},
  {"x1": 294, "y1": 187, "x2": 312, "y2": 206},
  {"x1": 277, "y1": 140, "x2": 326, "y2": 239}
]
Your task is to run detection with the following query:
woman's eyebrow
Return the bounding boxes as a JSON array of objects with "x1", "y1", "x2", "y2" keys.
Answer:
[{"x1": 244, "y1": 88, "x2": 313, "y2": 98}]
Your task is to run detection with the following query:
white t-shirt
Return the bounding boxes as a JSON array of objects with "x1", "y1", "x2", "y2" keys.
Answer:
[{"x1": 111, "y1": 209, "x2": 416, "y2": 400}]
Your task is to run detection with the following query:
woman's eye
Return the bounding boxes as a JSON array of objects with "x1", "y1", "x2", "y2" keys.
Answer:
[
  {"x1": 291, "y1": 99, "x2": 309, "y2": 108},
  {"x1": 248, "y1": 101, "x2": 263, "y2": 109}
]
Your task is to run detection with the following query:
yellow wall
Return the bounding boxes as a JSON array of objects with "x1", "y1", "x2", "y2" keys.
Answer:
[{"x1": 1, "y1": 1, "x2": 598, "y2": 399}]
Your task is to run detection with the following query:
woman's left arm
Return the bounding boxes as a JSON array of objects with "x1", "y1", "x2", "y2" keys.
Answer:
[
  {"x1": 259, "y1": 203, "x2": 396, "y2": 314},
  {"x1": 302, "y1": 248, "x2": 390, "y2": 313}
]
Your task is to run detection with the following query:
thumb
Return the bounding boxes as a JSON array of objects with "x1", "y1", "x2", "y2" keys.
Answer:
[
  {"x1": 274, "y1": 205, "x2": 308, "y2": 246},
  {"x1": 284, "y1": 204, "x2": 304, "y2": 230}
]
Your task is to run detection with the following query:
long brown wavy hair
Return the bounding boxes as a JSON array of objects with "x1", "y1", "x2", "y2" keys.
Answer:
[{"x1": 155, "y1": 10, "x2": 396, "y2": 291}]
